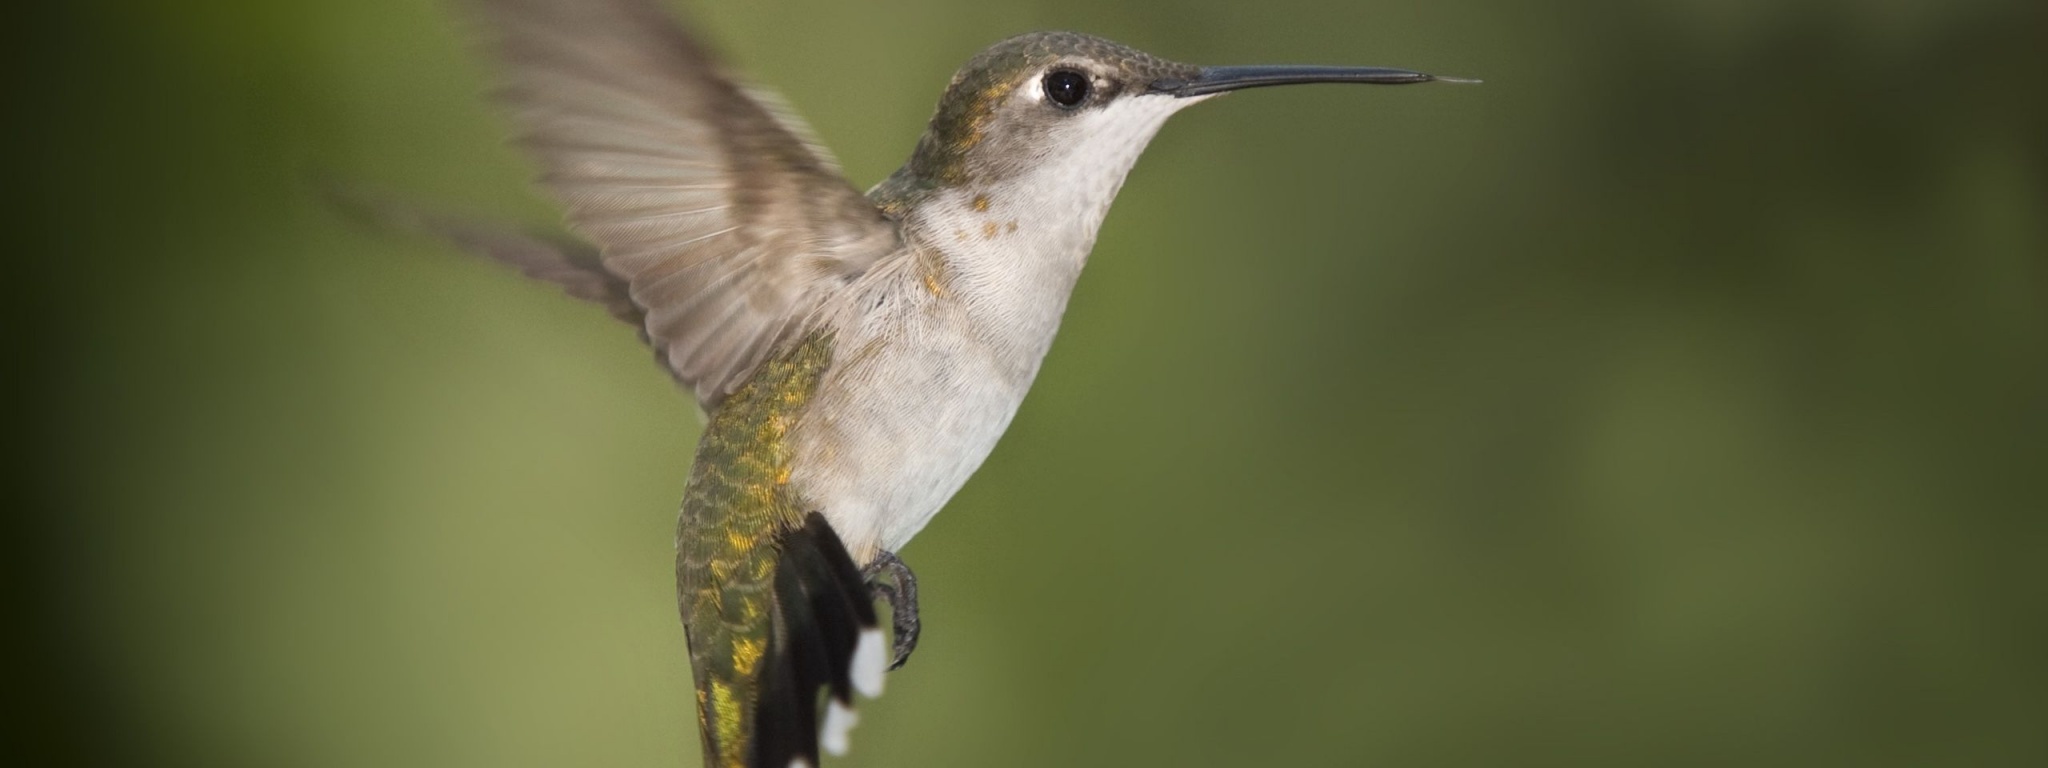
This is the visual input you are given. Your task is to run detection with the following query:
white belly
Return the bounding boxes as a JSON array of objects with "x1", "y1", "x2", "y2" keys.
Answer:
[{"x1": 786, "y1": 261, "x2": 1060, "y2": 561}]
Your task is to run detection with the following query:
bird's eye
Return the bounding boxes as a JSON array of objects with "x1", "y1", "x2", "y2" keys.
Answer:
[{"x1": 1043, "y1": 70, "x2": 1090, "y2": 108}]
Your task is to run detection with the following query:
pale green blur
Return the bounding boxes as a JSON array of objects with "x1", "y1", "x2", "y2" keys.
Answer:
[{"x1": 28, "y1": 1, "x2": 2045, "y2": 766}]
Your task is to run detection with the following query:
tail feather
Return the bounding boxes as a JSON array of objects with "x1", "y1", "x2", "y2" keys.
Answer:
[
  {"x1": 754, "y1": 513, "x2": 883, "y2": 768},
  {"x1": 687, "y1": 511, "x2": 883, "y2": 768}
]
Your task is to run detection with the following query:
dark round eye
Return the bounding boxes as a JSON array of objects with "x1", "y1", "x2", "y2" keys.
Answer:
[{"x1": 1043, "y1": 69, "x2": 1090, "y2": 108}]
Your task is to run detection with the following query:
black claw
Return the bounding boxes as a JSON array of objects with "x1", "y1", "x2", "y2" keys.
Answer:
[{"x1": 860, "y1": 550, "x2": 921, "y2": 670}]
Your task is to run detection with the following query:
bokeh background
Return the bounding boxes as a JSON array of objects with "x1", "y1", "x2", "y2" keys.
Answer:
[{"x1": 20, "y1": 0, "x2": 2047, "y2": 766}]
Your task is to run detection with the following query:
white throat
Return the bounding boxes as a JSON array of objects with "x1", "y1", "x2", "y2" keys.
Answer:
[{"x1": 909, "y1": 94, "x2": 1204, "y2": 364}]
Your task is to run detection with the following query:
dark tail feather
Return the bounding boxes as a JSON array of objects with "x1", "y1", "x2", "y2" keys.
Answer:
[
  {"x1": 317, "y1": 178, "x2": 647, "y2": 332},
  {"x1": 755, "y1": 513, "x2": 884, "y2": 768}
]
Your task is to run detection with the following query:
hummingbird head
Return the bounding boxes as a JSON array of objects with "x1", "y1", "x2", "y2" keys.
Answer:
[
  {"x1": 892, "y1": 31, "x2": 1200, "y2": 191},
  {"x1": 878, "y1": 31, "x2": 1467, "y2": 259}
]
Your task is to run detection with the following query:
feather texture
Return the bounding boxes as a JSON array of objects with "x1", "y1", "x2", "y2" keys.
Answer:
[{"x1": 469, "y1": 0, "x2": 901, "y2": 408}]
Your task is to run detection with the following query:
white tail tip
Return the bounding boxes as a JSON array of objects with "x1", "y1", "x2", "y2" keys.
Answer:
[
  {"x1": 851, "y1": 628, "x2": 886, "y2": 698},
  {"x1": 820, "y1": 699, "x2": 859, "y2": 756}
]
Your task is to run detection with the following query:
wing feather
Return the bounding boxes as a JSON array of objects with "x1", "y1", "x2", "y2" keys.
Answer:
[{"x1": 470, "y1": 0, "x2": 900, "y2": 408}]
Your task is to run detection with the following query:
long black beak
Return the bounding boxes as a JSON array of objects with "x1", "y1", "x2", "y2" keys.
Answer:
[{"x1": 1148, "y1": 65, "x2": 1479, "y2": 97}]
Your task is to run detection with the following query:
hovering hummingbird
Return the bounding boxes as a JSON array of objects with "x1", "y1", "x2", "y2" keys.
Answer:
[{"x1": 418, "y1": 1, "x2": 1473, "y2": 766}]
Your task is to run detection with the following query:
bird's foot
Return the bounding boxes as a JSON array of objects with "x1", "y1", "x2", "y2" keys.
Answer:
[{"x1": 860, "y1": 550, "x2": 920, "y2": 671}]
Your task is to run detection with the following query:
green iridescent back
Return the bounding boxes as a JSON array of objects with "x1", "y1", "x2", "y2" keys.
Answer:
[{"x1": 675, "y1": 332, "x2": 835, "y2": 767}]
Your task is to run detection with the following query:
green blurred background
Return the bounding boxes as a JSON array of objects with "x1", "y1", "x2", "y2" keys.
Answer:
[{"x1": 20, "y1": 0, "x2": 2047, "y2": 766}]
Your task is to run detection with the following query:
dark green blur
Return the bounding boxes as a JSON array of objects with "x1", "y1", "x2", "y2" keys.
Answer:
[{"x1": 22, "y1": 1, "x2": 2045, "y2": 766}]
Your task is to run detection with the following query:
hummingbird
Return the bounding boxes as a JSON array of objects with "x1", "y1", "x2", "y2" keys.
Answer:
[{"x1": 420, "y1": 1, "x2": 1474, "y2": 766}]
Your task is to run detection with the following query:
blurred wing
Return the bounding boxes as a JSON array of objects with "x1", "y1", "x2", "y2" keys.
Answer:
[
  {"x1": 471, "y1": 0, "x2": 900, "y2": 407},
  {"x1": 322, "y1": 180, "x2": 647, "y2": 331}
]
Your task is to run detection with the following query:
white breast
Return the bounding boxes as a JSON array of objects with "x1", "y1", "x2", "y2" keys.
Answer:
[
  {"x1": 788, "y1": 252, "x2": 1049, "y2": 561},
  {"x1": 787, "y1": 93, "x2": 1202, "y2": 560}
]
